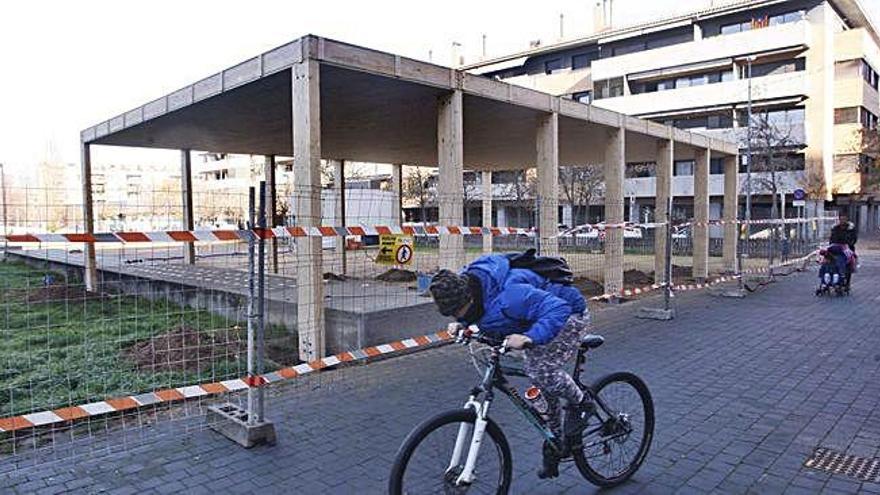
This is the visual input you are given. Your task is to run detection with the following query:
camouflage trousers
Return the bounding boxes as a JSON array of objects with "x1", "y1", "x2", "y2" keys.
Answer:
[{"x1": 523, "y1": 312, "x2": 591, "y2": 438}]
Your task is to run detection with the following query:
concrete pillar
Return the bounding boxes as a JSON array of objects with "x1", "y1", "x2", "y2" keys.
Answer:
[
  {"x1": 482, "y1": 170, "x2": 493, "y2": 253},
  {"x1": 723, "y1": 155, "x2": 739, "y2": 271},
  {"x1": 693, "y1": 148, "x2": 710, "y2": 281},
  {"x1": 438, "y1": 90, "x2": 465, "y2": 270},
  {"x1": 859, "y1": 204, "x2": 869, "y2": 233},
  {"x1": 497, "y1": 206, "x2": 507, "y2": 227},
  {"x1": 292, "y1": 59, "x2": 325, "y2": 361},
  {"x1": 391, "y1": 163, "x2": 403, "y2": 225},
  {"x1": 537, "y1": 112, "x2": 559, "y2": 256},
  {"x1": 805, "y1": 3, "x2": 836, "y2": 201},
  {"x1": 264, "y1": 155, "x2": 278, "y2": 273},
  {"x1": 654, "y1": 139, "x2": 673, "y2": 285},
  {"x1": 331, "y1": 159, "x2": 347, "y2": 274},
  {"x1": 604, "y1": 125, "x2": 625, "y2": 295},
  {"x1": 81, "y1": 142, "x2": 98, "y2": 291},
  {"x1": 180, "y1": 150, "x2": 196, "y2": 265},
  {"x1": 562, "y1": 205, "x2": 573, "y2": 227}
]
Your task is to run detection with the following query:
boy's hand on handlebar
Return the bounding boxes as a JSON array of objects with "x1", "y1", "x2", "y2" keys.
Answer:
[
  {"x1": 505, "y1": 334, "x2": 533, "y2": 350},
  {"x1": 447, "y1": 322, "x2": 464, "y2": 337}
]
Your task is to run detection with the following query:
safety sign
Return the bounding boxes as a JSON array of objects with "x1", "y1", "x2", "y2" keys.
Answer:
[{"x1": 377, "y1": 235, "x2": 415, "y2": 265}]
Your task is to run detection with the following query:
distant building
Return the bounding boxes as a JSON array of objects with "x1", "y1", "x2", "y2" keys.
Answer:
[{"x1": 464, "y1": 0, "x2": 880, "y2": 233}]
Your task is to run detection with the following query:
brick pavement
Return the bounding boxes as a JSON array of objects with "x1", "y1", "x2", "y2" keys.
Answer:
[{"x1": 2, "y1": 251, "x2": 880, "y2": 494}]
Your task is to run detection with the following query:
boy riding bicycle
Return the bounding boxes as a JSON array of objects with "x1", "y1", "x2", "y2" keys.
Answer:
[{"x1": 429, "y1": 254, "x2": 593, "y2": 479}]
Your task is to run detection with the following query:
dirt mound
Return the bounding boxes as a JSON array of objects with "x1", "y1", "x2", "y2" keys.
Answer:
[
  {"x1": 624, "y1": 269, "x2": 653, "y2": 287},
  {"x1": 126, "y1": 326, "x2": 243, "y2": 372},
  {"x1": 573, "y1": 277, "x2": 604, "y2": 297},
  {"x1": 376, "y1": 269, "x2": 417, "y2": 282}
]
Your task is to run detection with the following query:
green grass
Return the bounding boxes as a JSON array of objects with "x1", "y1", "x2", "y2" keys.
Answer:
[{"x1": 0, "y1": 261, "x2": 261, "y2": 417}]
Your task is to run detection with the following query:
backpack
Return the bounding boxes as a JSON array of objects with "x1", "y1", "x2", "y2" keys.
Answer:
[{"x1": 504, "y1": 248, "x2": 574, "y2": 286}]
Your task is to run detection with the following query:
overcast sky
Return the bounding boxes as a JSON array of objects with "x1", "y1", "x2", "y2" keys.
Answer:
[{"x1": 2, "y1": 0, "x2": 880, "y2": 176}]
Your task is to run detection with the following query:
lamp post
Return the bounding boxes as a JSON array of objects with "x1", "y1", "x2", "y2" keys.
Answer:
[
  {"x1": 745, "y1": 55, "x2": 756, "y2": 242},
  {"x1": 0, "y1": 163, "x2": 7, "y2": 258}
]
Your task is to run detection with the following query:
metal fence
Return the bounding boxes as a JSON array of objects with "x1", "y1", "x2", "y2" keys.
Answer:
[{"x1": 0, "y1": 184, "x2": 837, "y2": 468}]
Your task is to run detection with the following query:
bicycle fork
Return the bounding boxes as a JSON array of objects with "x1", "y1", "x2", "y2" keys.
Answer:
[{"x1": 448, "y1": 397, "x2": 491, "y2": 486}]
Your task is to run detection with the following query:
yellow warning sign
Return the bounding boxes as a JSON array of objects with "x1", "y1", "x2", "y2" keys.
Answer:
[{"x1": 377, "y1": 235, "x2": 415, "y2": 265}]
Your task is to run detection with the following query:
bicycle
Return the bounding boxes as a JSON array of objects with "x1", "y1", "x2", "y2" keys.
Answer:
[{"x1": 388, "y1": 327, "x2": 654, "y2": 494}]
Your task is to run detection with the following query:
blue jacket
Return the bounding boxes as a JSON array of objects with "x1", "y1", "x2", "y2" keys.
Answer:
[{"x1": 460, "y1": 255, "x2": 587, "y2": 345}]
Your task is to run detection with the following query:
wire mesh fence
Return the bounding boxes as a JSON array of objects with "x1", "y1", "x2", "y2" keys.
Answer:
[{"x1": 0, "y1": 180, "x2": 840, "y2": 469}]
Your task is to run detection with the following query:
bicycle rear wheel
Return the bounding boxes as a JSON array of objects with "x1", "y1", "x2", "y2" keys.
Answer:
[
  {"x1": 572, "y1": 372, "x2": 654, "y2": 488},
  {"x1": 388, "y1": 409, "x2": 512, "y2": 495}
]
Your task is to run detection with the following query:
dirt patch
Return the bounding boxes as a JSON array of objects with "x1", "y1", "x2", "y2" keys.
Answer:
[
  {"x1": 573, "y1": 277, "x2": 604, "y2": 297},
  {"x1": 323, "y1": 272, "x2": 348, "y2": 281},
  {"x1": 623, "y1": 269, "x2": 653, "y2": 287},
  {"x1": 376, "y1": 268, "x2": 418, "y2": 283},
  {"x1": 126, "y1": 326, "x2": 243, "y2": 373}
]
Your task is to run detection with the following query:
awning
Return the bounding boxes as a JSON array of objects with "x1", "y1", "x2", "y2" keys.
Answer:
[{"x1": 468, "y1": 56, "x2": 528, "y2": 75}]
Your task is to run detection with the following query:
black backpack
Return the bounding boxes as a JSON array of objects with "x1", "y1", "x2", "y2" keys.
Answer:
[{"x1": 504, "y1": 249, "x2": 574, "y2": 286}]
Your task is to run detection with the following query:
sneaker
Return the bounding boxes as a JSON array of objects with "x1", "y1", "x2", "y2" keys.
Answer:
[
  {"x1": 537, "y1": 441, "x2": 560, "y2": 479},
  {"x1": 832, "y1": 273, "x2": 840, "y2": 285},
  {"x1": 563, "y1": 398, "x2": 595, "y2": 439}
]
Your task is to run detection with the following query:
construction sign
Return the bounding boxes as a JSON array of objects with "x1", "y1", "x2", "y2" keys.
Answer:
[{"x1": 377, "y1": 235, "x2": 415, "y2": 265}]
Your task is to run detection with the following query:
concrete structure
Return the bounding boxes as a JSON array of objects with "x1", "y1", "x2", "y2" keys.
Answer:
[
  {"x1": 80, "y1": 35, "x2": 736, "y2": 360},
  {"x1": 465, "y1": 0, "x2": 880, "y2": 232}
]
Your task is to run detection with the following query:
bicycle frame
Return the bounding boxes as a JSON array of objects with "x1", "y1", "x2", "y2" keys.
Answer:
[{"x1": 449, "y1": 341, "x2": 622, "y2": 486}]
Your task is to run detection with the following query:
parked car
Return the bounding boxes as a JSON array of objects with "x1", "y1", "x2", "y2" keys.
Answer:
[{"x1": 594, "y1": 222, "x2": 643, "y2": 239}]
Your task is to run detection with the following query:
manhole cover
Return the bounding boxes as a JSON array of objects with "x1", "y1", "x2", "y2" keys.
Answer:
[{"x1": 804, "y1": 448, "x2": 880, "y2": 483}]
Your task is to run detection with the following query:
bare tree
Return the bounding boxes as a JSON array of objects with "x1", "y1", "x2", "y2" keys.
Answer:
[
  {"x1": 854, "y1": 127, "x2": 880, "y2": 194},
  {"x1": 508, "y1": 169, "x2": 536, "y2": 228},
  {"x1": 402, "y1": 167, "x2": 436, "y2": 223},
  {"x1": 744, "y1": 111, "x2": 803, "y2": 216},
  {"x1": 559, "y1": 165, "x2": 603, "y2": 225}
]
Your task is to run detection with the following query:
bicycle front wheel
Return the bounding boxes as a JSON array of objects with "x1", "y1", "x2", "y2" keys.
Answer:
[
  {"x1": 388, "y1": 408, "x2": 512, "y2": 495},
  {"x1": 573, "y1": 372, "x2": 654, "y2": 488}
]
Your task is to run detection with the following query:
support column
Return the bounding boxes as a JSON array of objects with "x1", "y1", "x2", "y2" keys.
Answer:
[
  {"x1": 482, "y1": 170, "x2": 493, "y2": 253},
  {"x1": 81, "y1": 142, "x2": 98, "y2": 291},
  {"x1": 654, "y1": 138, "x2": 673, "y2": 285},
  {"x1": 537, "y1": 112, "x2": 559, "y2": 256},
  {"x1": 604, "y1": 124, "x2": 625, "y2": 296},
  {"x1": 181, "y1": 150, "x2": 195, "y2": 265},
  {"x1": 292, "y1": 60, "x2": 325, "y2": 361},
  {"x1": 331, "y1": 159, "x2": 347, "y2": 274},
  {"x1": 264, "y1": 155, "x2": 278, "y2": 273},
  {"x1": 723, "y1": 155, "x2": 739, "y2": 271},
  {"x1": 438, "y1": 90, "x2": 465, "y2": 270},
  {"x1": 391, "y1": 163, "x2": 403, "y2": 225},
  {"x1": 693, "y1": 148, "x2": 710, "y2": 281}
]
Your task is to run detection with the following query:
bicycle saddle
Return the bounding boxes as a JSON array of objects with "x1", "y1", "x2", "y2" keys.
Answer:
[{"x1": 579, "y1": 334, "x2": 605, "y2": 350}]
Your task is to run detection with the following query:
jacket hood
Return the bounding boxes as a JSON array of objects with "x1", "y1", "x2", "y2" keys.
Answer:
[{"x1": 464, "y1": 255, "x2": 510, "y2": 303}]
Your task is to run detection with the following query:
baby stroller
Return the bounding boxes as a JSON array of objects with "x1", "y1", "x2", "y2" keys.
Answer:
[{"x1": 815, "y1": 244, "x2": 856, "y2": 296}]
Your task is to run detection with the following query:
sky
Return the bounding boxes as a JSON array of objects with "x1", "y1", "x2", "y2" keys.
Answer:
[{"x1": 2, "y1": 0, "x2": 880, "y2": 177}]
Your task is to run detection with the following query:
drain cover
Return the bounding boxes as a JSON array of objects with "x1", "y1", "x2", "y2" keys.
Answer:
[{"x1": 804, "y1": 448, "x2": 880, "y2": 483}]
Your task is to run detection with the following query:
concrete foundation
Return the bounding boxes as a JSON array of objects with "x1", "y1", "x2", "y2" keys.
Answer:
[
  {"x1": 207, "y1": 403, "x2": 276, "y2": 448},
  {"x1": 636, "y1": 307, "x2": 675, "y2": 321}
]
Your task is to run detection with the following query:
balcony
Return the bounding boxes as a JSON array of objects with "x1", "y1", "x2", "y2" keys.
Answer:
[
  {"x1": 592, "y1": 21, "x2": 810, "y2": 81},
  {"x1": 593, "y1": 72, "x2": 808, "y2": 116},
  {"x1": 623, "y1": 170, "x2": 807, "y2": 199},
  {"x1": 835, "y1": 28, "x2": 880, "y2": 72},
  {"x1": 834, "y1": 77, "x2": 879, "y2": 110}
]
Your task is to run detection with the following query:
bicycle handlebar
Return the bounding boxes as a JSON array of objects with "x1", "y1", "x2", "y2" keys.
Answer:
[{"x1": 455, "y1": 325, "x2": 533, "y2": 353}]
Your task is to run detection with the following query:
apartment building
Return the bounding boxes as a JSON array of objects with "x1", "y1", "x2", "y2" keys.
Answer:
[{"x1": 464, "y1": 0, "x2": 880, "y2": 233}]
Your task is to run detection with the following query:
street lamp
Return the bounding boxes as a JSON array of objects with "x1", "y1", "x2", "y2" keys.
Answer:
[
  {"x1": 745, "y1": 55, "x2": 756, "y2": 239},
  {"x1": 0, "y1": 163, "x2": 7, "y2": 258}
]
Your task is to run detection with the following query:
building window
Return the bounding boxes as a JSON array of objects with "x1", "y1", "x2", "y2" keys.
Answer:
[
  {"x1": 594, "y1": 78, "x2": 624, "y2": 99},
  {"x1": 625, "y1": 162, "x2": 656, "y2": 178},
  {"x1": 710, "y1": 158, "x2": 725, "y2": 175},
  {"x1": 834, "y1": 106, "x2": 878, "y2": 128},
  {"x1": 544, "y1": 59, "x2": 563, "y2": 75},
  {"x1": 572, "y1": 91, "x2": 592, "y2": 104},
  {"x1": 718, "y1": 10, "x2": 804, "y2": 36},
  {"x1": 572, "y1": 53, "x2": 596, "y2": 70},
  {"x1": 862, "y1": 60, "x2": 879, "y2": 90},
  {"x1": 835, "y1": 107, "x2": 859, "y2": 125},
  {"x1": 862, "y1": 107, "x2": 879, "y2": 129},
  {"x1": 674, "y1": 160, "x2": 694, "y2": 176},
  {"x1": 743, "y1": 58, "x2": 805, "y2": 78}
]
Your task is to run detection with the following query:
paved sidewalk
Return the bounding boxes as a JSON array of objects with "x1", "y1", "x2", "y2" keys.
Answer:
[{"x1": 2, "y1": 253, "x2": 880, "y2": 494}]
